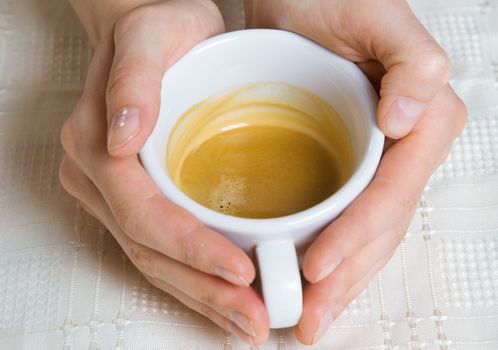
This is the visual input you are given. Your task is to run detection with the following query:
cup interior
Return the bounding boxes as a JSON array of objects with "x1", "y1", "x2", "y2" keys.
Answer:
[{"x1": 140, "y1": 29, "x2": 383, "y2": 235}]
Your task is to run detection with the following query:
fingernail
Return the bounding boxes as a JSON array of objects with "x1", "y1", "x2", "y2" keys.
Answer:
[
  {"x1": 227, "y1": 321, "x2": 255, "y2": 346},
  {"x1": 108, "y1": 107, "x2": 140, "y2": 151},
  {"x1": 385, "y1": 97, "x2": 426, "y2": 138},
  {"x1": 228, "y1": 311, "x2": 256, "y2": 337},
  {"x1": 313, "y1": 259, "x2": 341, "y2": 283},
  {"x1": 213, "y1": 266, "x2": 250, "y2": 287},
  {"x1": 312, "y1": 304, "x2": 335, "y2": 344}
]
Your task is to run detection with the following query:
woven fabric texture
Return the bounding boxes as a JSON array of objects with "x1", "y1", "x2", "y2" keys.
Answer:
[{"x1": 0, "y1": 0, "x2": 497, "y2": 349}]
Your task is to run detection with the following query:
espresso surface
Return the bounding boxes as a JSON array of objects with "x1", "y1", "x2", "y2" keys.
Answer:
[
  {"x1": 178, "y1": 125, "x2": 342, "y2": 218},
  {"x1": 167, "y1": 82, "x2": 353, "y2": 219}
]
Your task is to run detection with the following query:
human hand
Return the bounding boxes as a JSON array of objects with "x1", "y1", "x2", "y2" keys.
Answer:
[
  {"x1": 246, "y1": 0, "x2": 467, "y2": 344},
  {"x1": 60, "y1": 0, "x2": 269, "y2": 345}
]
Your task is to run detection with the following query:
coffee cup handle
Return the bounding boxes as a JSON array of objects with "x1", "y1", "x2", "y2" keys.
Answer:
[{"x1": 255, "y1": 240, "x2": 302, "y2": 328}]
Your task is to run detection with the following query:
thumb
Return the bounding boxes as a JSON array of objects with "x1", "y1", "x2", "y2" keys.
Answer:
[
  {"x1": 105, "y1": 15, "x2": 168, "y2": 157},
  {"x1": 105, "y1": 4, "x2": 223, "y2": 157},
  {"x1": 371, "y1": 2, "x2": 451, "y2": 139}
]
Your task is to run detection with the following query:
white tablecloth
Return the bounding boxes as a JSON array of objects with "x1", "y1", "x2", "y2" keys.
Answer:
[{"x1": 0, "y1": 0, "x2": 497, "y2": 349}]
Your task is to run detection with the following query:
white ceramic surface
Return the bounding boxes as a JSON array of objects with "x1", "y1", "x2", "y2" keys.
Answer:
[{"x1": 140, "y1": 29, "x2": 384, "y2": 329}]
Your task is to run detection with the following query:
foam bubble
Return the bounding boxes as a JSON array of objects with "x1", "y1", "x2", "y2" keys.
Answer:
[{"x1": 207, "y1": 175, "x2": 247, "y2": 215}]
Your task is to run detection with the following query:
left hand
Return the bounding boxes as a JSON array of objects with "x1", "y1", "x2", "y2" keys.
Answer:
[
  {"x1": 61, "y1": 1, "x2": 269, "y2": 345},
  {"x1": 246, "y1": 0, "x2": 467, "y2": 344}
]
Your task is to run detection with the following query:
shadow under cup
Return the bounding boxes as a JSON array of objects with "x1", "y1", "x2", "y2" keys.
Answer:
[{"x1": 140, "y1": 29, "x2": 383, "y2": 329}]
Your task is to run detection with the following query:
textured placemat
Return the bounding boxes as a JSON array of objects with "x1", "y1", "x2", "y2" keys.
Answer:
[{"x1": 0, "y1": 0, "x2": 497, "y2": 349}]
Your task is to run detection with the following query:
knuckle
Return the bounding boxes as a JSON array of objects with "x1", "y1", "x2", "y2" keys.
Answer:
[
  {"x1": 61, "y1": 102, "x2": 90, "y2": 159},
  {"x1": 415, "y1": 50, "x2": 452, "y2": 83},
  {"x1": 114, "y1": 202, "x2": 140, "y2": 240},
  {"x1": 387, "y1": 227, "x2": 405, "y2": 247},
  {"x1": 178, "y1": 224, "x2": 204, "y2": 267},
  {"x1": 198, "y1": 287, "x2": 221, "y2": 307},
  {"x1": 58, "y1": 157, "x2": 78, "y2": 198},
  {"x1": 438, "y1": 144, "x2": 452, "y2": 166},
  {"x1": 348, "y1": 208, "x2": 377, "y2": 246},
  {"x1": 129, "y1": 244, "x2": 155, "y2": 277},
  {"x1": 115, "y1": 5, "x2": 152, "y2": 37},
  {"x1": 190, "y1": 0, "x2": 224, "y2": 35},
  {"x1": 453, "y1": 97, "x2": 468, "y2": 139},
  {"x1": 106, "y1": 60, "x2": 160, "y2": 109},
  {"x1": 106, "y1": 64, "x2": 142, "y2": 103},
  {"x1": 182, "y1": 241, "x2": 197, "y2": 267},
  {"x1": 157, "y1": 203, "x2": 205, "y2": 266},
  {"x1": 60, "y1": 114, "x2": 78, "y2": 157},
  {"x1": 113, "y1": 16, "x2": 142, "y2": 60}
]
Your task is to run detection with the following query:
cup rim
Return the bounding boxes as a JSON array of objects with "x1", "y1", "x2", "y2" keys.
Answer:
[{"x1": 140, "y1": 29, "x2": 384, "y2": 235}]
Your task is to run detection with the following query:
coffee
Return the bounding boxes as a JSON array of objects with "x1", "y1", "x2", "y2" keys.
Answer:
[{"x1": 167, "y1": 82, "x2": 353, "y2": 219}]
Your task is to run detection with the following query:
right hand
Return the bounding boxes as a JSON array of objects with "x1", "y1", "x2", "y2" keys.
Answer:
[{"x1": 59, "y1": 1, "x2": 269, "y2": 345}]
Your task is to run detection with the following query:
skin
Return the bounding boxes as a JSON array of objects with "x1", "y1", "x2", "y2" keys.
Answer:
[
  {"x1": 62, "y1": 0, "x2": 269, "y2": 345},
  {"x1": 246, "y1": 0, "x2": 467, "y2": 344},
  {"x1": 62, "y1": 0, "x2": 467, "y2": 346}
]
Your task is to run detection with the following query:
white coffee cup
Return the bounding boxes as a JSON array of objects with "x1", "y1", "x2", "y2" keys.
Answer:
[{"x1": 140, "y1": 29, "x2": 384, "y2": 329}]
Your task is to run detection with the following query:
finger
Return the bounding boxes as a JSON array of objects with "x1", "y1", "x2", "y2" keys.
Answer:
[
  {"x1": 303, "y1": 85, "x2": 465, "y2": 284},
  {"x1": 362, "y1": 1, "x2": 451, "y2": 138},
  {"x1": 145, "y1": 276, "x2": 258, "y2": 346},
  {"x1": 97, "y1": 157, "x2": 256, "y2": 286},
  {"x1": 296, "y1": 252, "x2": 394, "y2": 345},
  {"x1": 67, "y1": 148, "x2": 255, "y2": 287},
  {"x1": 127, "y1": 232, "x2": 269, "y2": 345},
  {"x1": 60, "y1": 156, "x2": 269, "y2": 343},
  {"x1": 331, "y1": 1, "x2": 451, "y2": 138},
  {"x1": 313, "y1": 219, "x2": 407, "y2": 300},
  {"x1": 66, "y1": 32, "x2": 256, "y2": 287},
  {"x1": 297, "y1": 222, "x2": 405, "y2": 344},
  {"x1": 271, "y1": 1, "x2": 451, "y2": 139},
  {"x1": 114, "y1": 238, "x2": 268, "y2": 344},
  {"x1": 355, "y1": 60, "x2": 385, "y2": 91},
  {"x1": 106, "y1": 1, "x2": 224, "y2": 156},
  {"x1": 303, "y1": 151, "x2": 420, "y2": 284},
  {"x1": 59, "y1": 156, "x2": 103, "y2": 216},
  {"x1": 145, "y1": 267, "x2": 269, "y2": 346},
  {"x1": 334, "y1": 254, "x2": 392, "y2": 323},
  {"x1": 139, "y1": 250, "x2": 270, "y2": 345},
  {"x1": 59, "y1": 156, "x2": 102, "y2": 221},
  {"x1": 119, "y1": 224, "x2": 268, "y2": 345}
]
